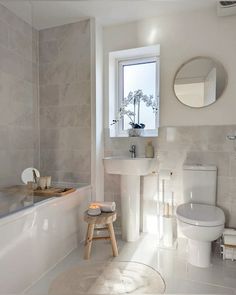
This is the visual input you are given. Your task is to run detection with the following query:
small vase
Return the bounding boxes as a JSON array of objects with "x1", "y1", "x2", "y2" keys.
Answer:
[{"x1": 128, "y1": 128, "x2": 143, "y2": 137}]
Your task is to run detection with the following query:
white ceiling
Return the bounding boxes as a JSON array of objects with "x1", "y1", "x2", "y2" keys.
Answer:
[{"x1": 1, "y1": 0, "x2": 217, "y2": 30}]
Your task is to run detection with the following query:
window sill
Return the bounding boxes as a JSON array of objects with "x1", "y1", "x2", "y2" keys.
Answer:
[{"x1": 109, "y1": 129, "x2": 158, "y2": 138}]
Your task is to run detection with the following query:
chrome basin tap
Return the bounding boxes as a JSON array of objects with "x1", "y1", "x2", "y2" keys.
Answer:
[{"x1": 129, "y1": 144, "x2": 136, "y2": 158}]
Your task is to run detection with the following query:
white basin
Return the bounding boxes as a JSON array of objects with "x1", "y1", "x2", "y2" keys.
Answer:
[
  {"x1": 103, "y1": 157, "x2": 157, "y2": 176},
  {"x1": 103, "y1": 157, "x2": 158, "y2": 242}
]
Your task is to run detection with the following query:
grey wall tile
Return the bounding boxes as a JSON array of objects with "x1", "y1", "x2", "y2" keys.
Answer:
[
  {"x1": 39, "y1": 20, "x2": 91, "y2": 185},
  {"x1": 40, "y1": 84, "x2": 60, "y2": 107},
  {"x1": 0, "y1": 45, "x2": 24, "y2": 79},
  {"x1": 59, "y1": 81, "x2": 91, "y2": 106},
  {"x1": 39, "y1": 40, "x2": 58, "y2": 64},
  {"x1": 0, "y1": 4, "x2": 39, "y2": 187},
  {"x1": 0, "y1": 19, "x2": 8, "y2": 48}
]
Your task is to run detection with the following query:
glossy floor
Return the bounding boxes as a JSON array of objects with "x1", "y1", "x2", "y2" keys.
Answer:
[{"x1": 25, "y1": 234, "x2": 236, "y2": 294}]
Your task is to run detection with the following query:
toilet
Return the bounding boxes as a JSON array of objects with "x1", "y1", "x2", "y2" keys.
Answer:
[{"x1": 176, "y1": 165, "x2": 225, "y2": 268}]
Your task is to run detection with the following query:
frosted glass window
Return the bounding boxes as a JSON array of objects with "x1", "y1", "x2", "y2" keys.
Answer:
[{"x1": 118, "y1": 57, "x2": 159, "y2": 133}]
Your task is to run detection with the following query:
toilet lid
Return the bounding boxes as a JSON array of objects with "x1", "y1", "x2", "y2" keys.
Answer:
[{"x1": 176, "y1": 203, "x2": 225, "y2": 227}]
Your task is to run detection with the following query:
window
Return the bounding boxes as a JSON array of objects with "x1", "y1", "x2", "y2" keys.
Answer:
[
  {"x1": 117, "y1": 56, "x2": 159, "y2": 136},
  {"x1": 108, "y1": 45, "x2": 160, "y2": 137}
]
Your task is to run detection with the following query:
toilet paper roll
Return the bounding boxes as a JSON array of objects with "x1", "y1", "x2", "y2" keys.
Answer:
[{"x1": 159, "y1": 170, "x2": 172, "y2": 180}]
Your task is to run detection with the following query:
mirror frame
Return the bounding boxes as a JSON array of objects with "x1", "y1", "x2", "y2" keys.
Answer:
[{"x1": 173, "y1": 56, "x2": 228, "y2": 109}]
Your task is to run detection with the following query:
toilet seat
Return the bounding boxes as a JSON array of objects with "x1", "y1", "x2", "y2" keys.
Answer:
[{"x1": 176, "y1": 203, "x2": 225, "y2": 227}]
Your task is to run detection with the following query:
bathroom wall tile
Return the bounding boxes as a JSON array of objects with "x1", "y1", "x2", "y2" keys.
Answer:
[
  {"x1": 59, "y1": 171, "x2": 91, "y2": 184},
  {"x1": 186, "y1": 151, "x2": 230, "y2": 176},
  {"x1": 229, "y1": 178, "x2": 236, "y2": 203},
  {"x1": 39, "y1": 23, "x2": 72, "y2": 43},
  {"x1": 39, "y1": 40, "x2": 58, "y2": 64},
  {"x1": 9, "y1": 127, "x2": 35, "y2": 150},
  {"x1": 0, "y1": 126, "x2": 10, "y2": 149},
  {"x1": 165, "y1": 126, "x2": 193, "y2": 144},
  {"x1": 40, "y1": 128, "x2": 60, "y2": 149},
  {"x1": 206, "y1": 126, "x2": 230, "y2": 144},
  {"x1": 52, "y1": 170, "x2": 84, "y2": 184},
  {"x1": 59, "y1": 81, "x2": 90, "y2": 106},
  {"x1": 32, "y1": 30, "x2": 39, "y2": 64},
  {"x1": 57, "y1": 38, "x2": 90, "y2": 67},
  {"x1": 104, "y1": 173, "x2": 121, "y2": 195},
  {"x1": 40, "y1": 169, "x2": 90, "y2": 184},
  {"x1": 228, "y1": 203, "x2": 236, "y2": 228},
  {"x1": 39, "y1": 20, "x2": 91, "y2": 184},
  {"x1": 0, "y1": 19, "x2": 8, "y2": 48},
  {"x1": 0, "y1": 71, "x2": 12, "y2": 100},
  {"x1": 39, "y1": 27, "x2": 58, "y2": 43},
  {"x1": 58, "y1": 105, "x2": 91, "y2": 128},
  {"x1": 217, "y1": 176, "x2": 230, "y2": 204},
  {"x1": 39, "y1": 61, "x2": 78, "y2": 86},
  {"x1": 0, "y1": 150, "x2": 11, "y2": 178},
  {"x1": 41, "y1": 149, "x2": 91, "y2": 173},
  {"x1": 0, "y1": 4, "x2": 39, "y2": 187},
  {"x1": 0, "y1": 45, "x2": 24, "y2": 79},
  {"x1": 40, "y1": 84, "x2": 60, "y2": 106},
  {"x1": 0, "y1": 4, "x2": 25, "y2": 35},
  {"x1": 40, "y1": 105, "x2": 91, "y2": 129},
  {"x1": 59, "y1": 127, "x2": 91, "y2": 150},
  {"x1": 158, "y1": 150, "x2": 187, "y2": 170},
  {"x1": 76, "y1": 62, "x2": 91, "y2": 82},
  {"x1": 11, "y1": 79, "x2": 34, "y2": 107},
  {"x1": 40, "y1": 127, "x2": 91, "y2": 151},
  {"x1": 10, "y1": 102, "x2": 35, "y2": 127},
  {"x1": 24, "y1": 60, "x2": 38, "y2": 83},
  {"x1": 8, "y1": 27, "x2": 32, "y2": 60},
  {"x1": 40, "y1": 107, "x2": 59, "y2": 128},
  {"x1": 229, "y1": 152, "x2": 236, "y2": 177}
]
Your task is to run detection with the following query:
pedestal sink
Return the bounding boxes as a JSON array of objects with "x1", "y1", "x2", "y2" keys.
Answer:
[{"x1": 103, "y1": 157, "x2": 158, "y2": 242}]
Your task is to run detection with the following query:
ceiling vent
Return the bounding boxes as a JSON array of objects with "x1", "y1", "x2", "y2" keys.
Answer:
[{"x1": 218, "y1": 1, "x2": 236, "y2": 16}]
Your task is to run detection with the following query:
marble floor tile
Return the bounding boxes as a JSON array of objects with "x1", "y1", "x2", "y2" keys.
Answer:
[
  {"x1": 25, "y1": 234, "x2": 236, "y2": 295},
  {"x1": 49, "y1": 261, "x2": 165, "y2": 294}
]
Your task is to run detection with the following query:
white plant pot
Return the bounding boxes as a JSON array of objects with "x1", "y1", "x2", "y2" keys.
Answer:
[{"x1": 128, "y1": 128, "x2": 143, "y2": 137}]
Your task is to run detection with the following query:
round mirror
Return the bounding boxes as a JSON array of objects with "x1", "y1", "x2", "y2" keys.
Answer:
[
  {"x1": 21, "y1": 167, "x2": 40, "y2": 184},
  {"x1": 174, "y1": 57, "x2": 227, "y2": 108}
]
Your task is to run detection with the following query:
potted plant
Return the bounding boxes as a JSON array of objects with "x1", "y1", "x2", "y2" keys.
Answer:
[{"x1": 111, "y1": 89, "x2": 158, "y2": 137}]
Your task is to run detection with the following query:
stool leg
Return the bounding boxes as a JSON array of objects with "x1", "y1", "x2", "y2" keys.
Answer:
[
  {"x1": 107, "y1": 223, "x2": 118, "y2": 257},
  {"x1": 84, "y1": 224, "x2": 95, "y2": 260},
  {"x1": 84, "y1": 225, "x2": 89, "y2": 246}
]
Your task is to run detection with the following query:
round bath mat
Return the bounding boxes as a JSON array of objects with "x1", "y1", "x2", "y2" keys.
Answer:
[{"x1": 49, "y1": 261, "x2": 165, "y2": 294}]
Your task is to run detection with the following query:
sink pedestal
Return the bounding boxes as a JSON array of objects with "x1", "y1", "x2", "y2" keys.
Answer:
[
  {"x1": 103, "y1": 157, "x2": 158, "y2": 243},
  {"x1": 121, "y1": 175, "x2": 140, "y2": 242}
]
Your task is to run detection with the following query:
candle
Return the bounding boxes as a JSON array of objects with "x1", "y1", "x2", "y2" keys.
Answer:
[{"x1": 88, "y1": 203, "x2": 101, "y2": 216}]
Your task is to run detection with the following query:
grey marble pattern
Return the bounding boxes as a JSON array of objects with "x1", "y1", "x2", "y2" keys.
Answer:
[
  {"x1": 39, "y1": 20, "x2": 91, "y2": 185},
  {"x1": 104, "y1": 125, "x2": 236, "y2": 228},
  {"x1": 0, "y1": 4, "x2": 39, "y2": 186}
]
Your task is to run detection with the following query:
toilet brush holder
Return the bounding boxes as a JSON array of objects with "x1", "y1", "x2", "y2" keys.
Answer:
[{"x1": 163, "y1": 215, "x2": 174, "y2": 247}]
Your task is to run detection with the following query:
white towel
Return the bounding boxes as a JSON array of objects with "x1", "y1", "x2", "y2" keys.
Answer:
[{"x1": 90, "y1": 202, "x2": 116, "y2": 213}]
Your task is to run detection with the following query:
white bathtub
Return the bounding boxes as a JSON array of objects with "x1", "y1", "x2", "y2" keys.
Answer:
[{"x1": 0, "y1": 185, "x2": 91, "y2": 294}]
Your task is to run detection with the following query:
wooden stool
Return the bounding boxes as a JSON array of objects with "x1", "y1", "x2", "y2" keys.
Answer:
[{"x1": 83, "y1": 211, "x2": 118, "y2": 260}]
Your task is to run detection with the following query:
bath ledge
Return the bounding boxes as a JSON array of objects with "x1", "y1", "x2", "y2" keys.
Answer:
[{"x1": 0, "y1": 185, "x2": 92, "y2": 227}]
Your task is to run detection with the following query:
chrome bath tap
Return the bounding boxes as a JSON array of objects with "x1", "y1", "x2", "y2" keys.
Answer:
[{"x1": 129, "y1": 144, "x2": 136, "y2": 158}]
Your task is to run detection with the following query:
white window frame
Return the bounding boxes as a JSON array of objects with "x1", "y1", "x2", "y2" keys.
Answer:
[{"x1": 116, "y1": 56, "x2": 160, "y2": 137}]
